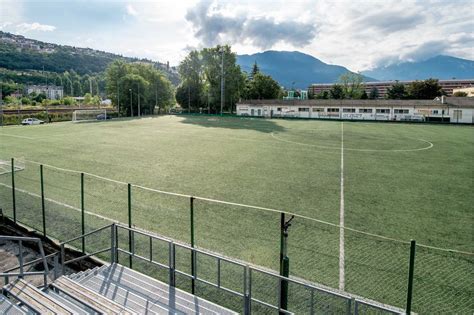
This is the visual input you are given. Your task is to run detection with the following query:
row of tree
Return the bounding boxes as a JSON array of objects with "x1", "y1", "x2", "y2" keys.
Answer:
[
  {"x1": 105, "y1": 61, "x2": 174, "y2": 116},
  {"x1": 175, "y1": 45, "x2": 282, "y2": 113}
]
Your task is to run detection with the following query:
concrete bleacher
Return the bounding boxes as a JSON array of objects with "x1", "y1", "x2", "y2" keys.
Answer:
[{"x1": 1, "y1": 263, "x2": 237, "y2": 314}]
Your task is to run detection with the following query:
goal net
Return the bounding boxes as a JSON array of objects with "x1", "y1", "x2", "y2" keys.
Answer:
[
  {"x1": 72, "y1": 109, "x2": 107, "y2": 122},
  {"x1": 0, "y1": 157, "x2": 25, "y2": 175}
]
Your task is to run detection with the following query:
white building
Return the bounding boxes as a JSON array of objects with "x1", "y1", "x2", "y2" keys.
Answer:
[
  {"x1": 236, "y1": 97, "x2": 474, "y2": 124},
  {"x1": 26, "y1": 85, "x2": 63, "y2": 100}
]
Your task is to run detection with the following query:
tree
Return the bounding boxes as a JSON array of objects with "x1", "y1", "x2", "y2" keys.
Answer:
[
  {"x1": 178, "y1": 45, "x2": 245, "y2": 113},
  {"x1": 105, "y1": 60, "x2": 174, "y2": 116},
  {"x1": 386, "y1": 81, "x2": 408, "y2": 99},
  {"x1": 408, "y1": 78, "x2": 443, "y2": 99},
  {"x1": 330, "y1": 84, "x2": 344, "y2": 99},
  {"x1": 360, "y1": 90, "x2": 368, "y2": 99},
  {"x1": 250, "y1": 61, "x2": 259, "y2": 79},
  {"x1": 338, "y1": 72, "x2": 364, "y2": 99},
  {"x1": 246, "y1": 73, "x2": 281, "y2": 100},
  {"x1": 453, "y1": 91, "x2": 468, "y2": 97},
  {"x1": 315, "y1": 91, "x2": 329, "y2": 99},
  {"x1": 369, "y1": 87, "x2": 379, "y2": 99}
]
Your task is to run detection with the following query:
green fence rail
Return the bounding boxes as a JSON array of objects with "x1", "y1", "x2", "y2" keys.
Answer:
[{"x1": 0, "y1": 157, "x2": 472, "y2": 314}]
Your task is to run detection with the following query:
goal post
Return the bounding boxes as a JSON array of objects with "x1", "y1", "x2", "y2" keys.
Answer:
[
  {"x1": 0, "y1": 157, "x2": 25, "y2": 175},
  {"x1": 72, "y1": 109, "x2": 107, "y2": 122}
]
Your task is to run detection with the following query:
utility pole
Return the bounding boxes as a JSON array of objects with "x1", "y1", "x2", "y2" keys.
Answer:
[
  {"x1": 117, "y1": 80, "x2": 120, "y2": 113},
  {"x1": 0, "y1": 83, "x2": 3, "y2": 127},
  {"x1": 129, "y1": 89, "x2": 133, "y2": 117},
  {"x1": 220, "y1": 47, "x2": 225, "y2": 116},
  {"x1": 188, "y1": 85, "x2": 191, "y2": 113},
  {"x1": 137, "y1": 84, "x2": 140, "y2": 117}
]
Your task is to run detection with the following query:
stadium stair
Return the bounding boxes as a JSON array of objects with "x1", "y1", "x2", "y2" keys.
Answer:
[{"x1": 1, "y1": 263, "x2": 238, "y2": 314}]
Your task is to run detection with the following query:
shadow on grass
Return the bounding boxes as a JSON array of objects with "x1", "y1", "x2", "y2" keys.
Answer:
[{"x1": 179, "y1": 115, "x2": 286, "y2": 133}]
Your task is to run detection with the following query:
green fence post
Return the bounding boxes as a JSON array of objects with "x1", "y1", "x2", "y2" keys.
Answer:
[
  {"x1": 279, "y1": 212, "x2": 285, "y2": 272},
  {"x1": 128, "y1": 183, "x2": 132, "y2": 269},
  {"x1": 190, "y1": 196, "x2": 195, "y2": 294},
  {"x1": 40, "y1": 165, "x2": 46, "y2": 237},
  {"x1": 406, "y1": 240, "x2": 416, "y2": 314},
  {"x1": 279, "y1": 213, "x2": 294, "y2": 315},
  {"x1": 81, "y1": 172, "x2": 85, "y2": 253},
  {"x1": 11, "y1": 158, "x2": 16, "y2": 223}
]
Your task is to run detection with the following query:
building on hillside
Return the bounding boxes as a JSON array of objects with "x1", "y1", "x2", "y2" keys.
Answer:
[
  {"x1": 308, "y1": 79, "x2": 474, "y2": 98},
  {"x1": 26, "y1": 85, "x2": 63, "y2": 100},
  {"x1": 236, "y1": 97, "x2": 474, "y2": 124},
  {"x1": 453, "y1": 87, "x2": 474, "y2": 97}
]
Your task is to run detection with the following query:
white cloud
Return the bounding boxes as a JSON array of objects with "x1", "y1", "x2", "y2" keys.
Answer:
[
  {"x1": 126, "y1": 4, "x2": 138, "y2": 16},
  {"x1": 16, "y1": 22, "x2": 56, "y2": 33}
]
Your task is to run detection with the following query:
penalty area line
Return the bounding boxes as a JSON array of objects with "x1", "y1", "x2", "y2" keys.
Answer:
[{"x1": 339, "y1": 121, "x2": 345, "y2": 291}]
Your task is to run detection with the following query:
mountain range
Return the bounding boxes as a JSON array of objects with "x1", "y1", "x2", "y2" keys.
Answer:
[
  {"x1": 237, "y1": 51, "x2": 375, "y2": 89},
  {"x1": 237, "y1": 51, "x2": 474, "y2": 89},
  {"x1": 361, "y1": 55, "x2": 474, "y2": 81}
]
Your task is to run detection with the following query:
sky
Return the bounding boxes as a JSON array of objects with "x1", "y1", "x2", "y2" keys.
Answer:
[{"x1": 0, "y1": 0, "x2": 473, "y2": 71}]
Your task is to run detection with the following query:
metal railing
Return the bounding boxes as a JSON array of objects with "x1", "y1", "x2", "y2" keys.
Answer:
[
  {"x1": 0, "y1": 235, "x2": 53, "y2": 287},
  {"x1": 57, "y1": 223, "x2": 403, "y2": 314}
]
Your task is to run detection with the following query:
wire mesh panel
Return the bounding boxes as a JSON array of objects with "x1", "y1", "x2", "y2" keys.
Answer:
[
  {"x1": 194, "y1": 198, "x2": 280, "y2": 272},
  {"x1": 42, "y1": 165, "x2": 82, "y2": 242},
  {"x1": 412, "y1": 245, "x2": 474, "y2": 314},
  {"x1": 0, "y1": 170, "x2": 13, "y2": 218},
  {"x1": 288, "y1": 218, "x2": 340, "y2": 288},
  {"x1": 83, "y1": 174, "x2": 128, "y2": 226},
  {"x1": 133, "y1": 187, "x2": 190, "y2": 243},
  {"x1": 345, "y1": 230, "x2": 409, "y2": 310},
  {"x1": 13, "y1": 161, "x2": 42, "y2": 231}
]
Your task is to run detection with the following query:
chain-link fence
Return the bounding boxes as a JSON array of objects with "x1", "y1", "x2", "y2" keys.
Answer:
[{"x1": 0, "y1": 157, "x2": 472, "y2": 314}]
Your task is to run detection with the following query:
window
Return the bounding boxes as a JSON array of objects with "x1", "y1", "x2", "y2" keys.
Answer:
[
  {"x1": 343, "y1": 108, "x2": 355, "y2": 113},
  {"x1": 298, "y1": 108, "x2": 309, "y2": 112},
  {"x1": 394, "y1": 109, "x2": 409, "y2": 114},
  {"x1": 359, "y1": 108, "x2": 373, "y2": 113},
  {"x1": 433, "y1": 110, "x2": 439, "y2": 114},
  {"x1": 313, "y1": 108, "x2": 323, "y2": 112},
  {"x1": 327, "y1": 108, "x2": 340, "y2": 113},
  {"x1": 376, "y1": 108, "x2": 390, "y2": 114}
]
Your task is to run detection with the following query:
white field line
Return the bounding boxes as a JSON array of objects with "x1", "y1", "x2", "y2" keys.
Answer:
[
  {"x1": 339, "y1": 122, "x2": 345, "y2": 291},
  {"x1": 0, "y1": 133, "x2": 36, "y2": 140}
]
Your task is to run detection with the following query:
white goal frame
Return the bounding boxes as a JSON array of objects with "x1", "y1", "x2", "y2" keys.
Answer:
[
  {"x1": 72, "y1": 109, "x2": 107, "y2": 123},
  {"x1": 0, "y1": 157, "x2": 25, "y2": 175}
]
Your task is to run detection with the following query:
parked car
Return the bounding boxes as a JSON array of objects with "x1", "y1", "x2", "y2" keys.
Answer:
[
  {"x1": 96, "y1": 113, "x2": 111, "y2": 120},
  {"x1": 21, "y1": 118, "x2": 44, "y2": 125}
]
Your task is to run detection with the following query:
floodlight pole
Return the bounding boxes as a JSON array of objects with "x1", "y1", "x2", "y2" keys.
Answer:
[
  {"x1": 220, "y1": 47, "x2": 225, "y2": 116},
  {"x1": 137, "y1": 84, "x2": 141, "y2": 117},
  {"x1": 279, "y1": 213, "x2": 294, "y2": 315},
  {"x1": 129, "y1": 89, "x2": 133, "y2": 117},
  {"x1": 117, "y1": 80, "x2": 120, "y2": 113}
]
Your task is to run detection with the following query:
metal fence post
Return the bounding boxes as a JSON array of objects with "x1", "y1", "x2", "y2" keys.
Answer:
[
  {"x1": 40, "y1": 164, "x2": 46, "y2": 237},
  {"x1": 128, "y1": 183, "x2": 133, "y2": 268},
  {"x1": 111, "y1": 223, "x2": 116, "y2": 263},
  {"x1": 190, "y1": 196, "x2": 196, "y2": 294},
  {"x1": 81, "y1": 172, "x2": 85, "y2": 253},
  {"x1": 406, "y1": 240, "x2": 416, "y2": 314},
  {"x1": 11, "y1": 158, "x2": 16, "y2": 222}
]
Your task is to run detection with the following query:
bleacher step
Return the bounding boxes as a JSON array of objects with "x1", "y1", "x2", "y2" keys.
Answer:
[
  {"x1": 52, "y1": 276, "x2": 136, "y2": 314},
  {"x1": 0, "y1": 295, "x2": 28, "y2": 315},
  {"x1": 86, "y1": 264, "x2": 237, "y2": 315},
  {"x1": 4, "y1": 279, "x2": 76, "y2": 314}
]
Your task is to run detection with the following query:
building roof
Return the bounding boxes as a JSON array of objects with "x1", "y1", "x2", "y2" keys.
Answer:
[{"x1": 238, "y1": 97, "x2": 474, "y2": 108}]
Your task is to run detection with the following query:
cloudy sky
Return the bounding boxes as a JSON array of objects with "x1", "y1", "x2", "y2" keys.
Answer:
[{"x1": 1, "y1": 0, "x2": 473, "y2": 71}]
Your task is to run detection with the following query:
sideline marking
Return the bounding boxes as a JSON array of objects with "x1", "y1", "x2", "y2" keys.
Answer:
[
  {"x1": 339, "y1": 122, "x2": 345, "y2": 291},
  {"x1": 0, "y1": 133, "x2": 35, "y2": 140},
  {"x1": 270, "y1": 132, "x2": 434, "y2": 152}
]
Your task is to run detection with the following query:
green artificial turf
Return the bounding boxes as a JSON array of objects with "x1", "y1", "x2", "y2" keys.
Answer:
[{"x1": 0, "y1": 115, "x2": 472, "y2": 314}]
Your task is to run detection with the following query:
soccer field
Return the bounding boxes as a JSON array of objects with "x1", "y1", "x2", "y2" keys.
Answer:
[{"x1": 0, "y1": 115, "x2": 473, "y2": 313}]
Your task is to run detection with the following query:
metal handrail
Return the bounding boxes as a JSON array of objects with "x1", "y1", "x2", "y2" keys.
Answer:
[
  {"x1": 54, "y1": 223, "x2": 403, "y2": 314},
  {"x1": 0, "y1": 236, "x2": 50, "y2": 287},
  {"x1": 3, "y1": 252, "x2": 58, "y2": 273}
]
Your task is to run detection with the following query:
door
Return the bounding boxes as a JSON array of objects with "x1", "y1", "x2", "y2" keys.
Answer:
[
  {"x1": 257, "y1": 109, "x2": 261, "y2": 116},
  {"x1": 251, "y1": 109, "x2": 255, "y2": 116}
]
